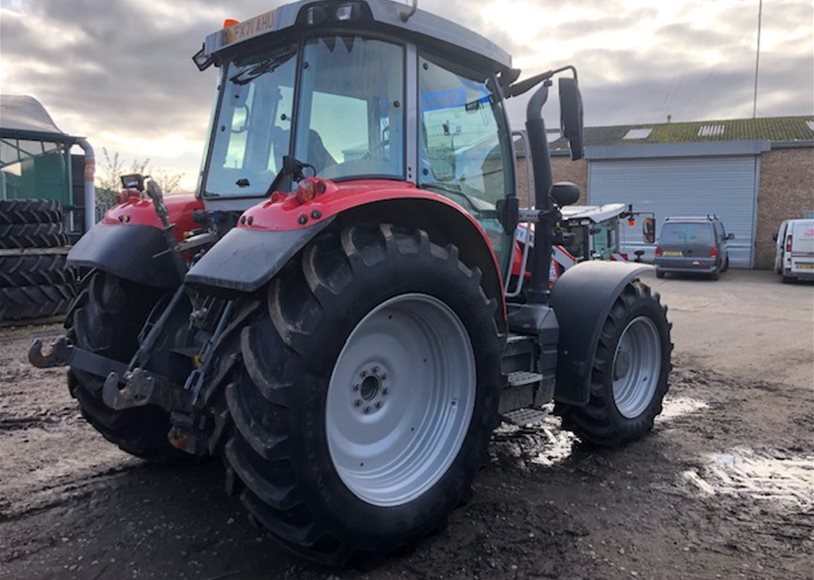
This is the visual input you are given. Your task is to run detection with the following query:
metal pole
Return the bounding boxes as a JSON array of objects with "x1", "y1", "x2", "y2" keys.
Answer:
[{"x1": 753, "y1": 0, "x2": 763, "y2": 119}]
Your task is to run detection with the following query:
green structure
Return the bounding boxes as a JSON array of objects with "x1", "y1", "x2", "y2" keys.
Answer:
[{"x1": 0, "y1": 95, "x2": 95, "y2": 234}]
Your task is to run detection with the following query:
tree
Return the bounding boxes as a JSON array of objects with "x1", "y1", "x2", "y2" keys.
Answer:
[{"x1": 95, "y1": 148, "x2": 184, "y2": 210}]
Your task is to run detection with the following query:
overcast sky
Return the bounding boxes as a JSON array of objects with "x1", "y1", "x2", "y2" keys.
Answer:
[{"x1": 1, "y1": 0, "x2": 812, "y2": 190}]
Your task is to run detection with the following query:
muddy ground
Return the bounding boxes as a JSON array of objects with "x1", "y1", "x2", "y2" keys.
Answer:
[{"x1": 1, "y1": 270, "x2": 812, "y2": 579}]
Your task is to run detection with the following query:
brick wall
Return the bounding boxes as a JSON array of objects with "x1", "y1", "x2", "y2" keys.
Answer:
[
  {"x1": 515, "y1": 156, "x2": 588, "y2": 208},
  {"x1": 754, "y1": 148, "x2": 814, "y2": 269}
]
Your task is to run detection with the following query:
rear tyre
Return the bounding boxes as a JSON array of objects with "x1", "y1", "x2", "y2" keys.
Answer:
[
  {"x1": 558, "y1": 281, "x2": 672, "y2": 447},
  {"x1": 709, "y1": 271, "x2": 720, "y2": 281},
  {"x1": 68, "y1": 272, "x2": 188, "y2": 463},
  {"x1": 223, "y1": 224, "x2": 503, "y2": 565}
]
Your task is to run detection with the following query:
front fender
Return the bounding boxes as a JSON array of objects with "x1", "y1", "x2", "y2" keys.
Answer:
[
  {"x1": 184, "y1": 219, "x2": 335, "y2": 292},
  {"x1": 550, "y1": 261, "x2": 653, "y2": 405},
  {"x1": 68, "y1": 223, "x2": 181, "y2": 289}
]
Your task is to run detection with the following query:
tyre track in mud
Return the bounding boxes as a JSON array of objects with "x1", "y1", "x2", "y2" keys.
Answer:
[{"x1": 1, "y1": 321, "x2": 812, "y2": 579}]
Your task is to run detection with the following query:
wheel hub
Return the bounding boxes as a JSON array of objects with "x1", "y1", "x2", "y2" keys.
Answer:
[{"x1": 353, "y1": 365, "x2": 390, "y2": 414}]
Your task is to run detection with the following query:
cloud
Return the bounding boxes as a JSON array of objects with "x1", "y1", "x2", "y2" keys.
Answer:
[{"x1": 1, "y1": 0, "x2": 811, "y2": 190}]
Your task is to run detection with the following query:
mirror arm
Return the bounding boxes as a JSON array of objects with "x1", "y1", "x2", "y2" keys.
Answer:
[{"x1": 507, "y1": 65, "x2": 578, "y2": 98}]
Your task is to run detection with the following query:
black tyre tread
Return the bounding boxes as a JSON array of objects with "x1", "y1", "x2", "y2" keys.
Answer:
[
  {"x1": 0, "y1": 254, "x2": 77, "y2": 288},
  {"x1": 221, "y1": 223, "x2": 503, "y2": 566},
  {"x1": 557, "y1": 281, "x2": 672, "y2": 448},
  {"x1": 0, "y1": 223, "x2": 69, "y2": 249},
  {"x1": 0, "y1": 283, "x2": 76, "y2": 320},
  {"x1": 0, "y1": 199, "x2": 63, "y2": 224},
  {"x1": 66, "y1": 273, "x2": 187, "y2": 464}
]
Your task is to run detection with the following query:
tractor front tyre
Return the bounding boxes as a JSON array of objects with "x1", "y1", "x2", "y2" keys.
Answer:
[
  {"x1": 67, "y1": 272, "x2": 188, "y2": 463},
  {"x1": 558, "y1": 281, "x2": 672, "y2": 447},
  {"x1": 222, "y1": 224, "x2": 503, "y2": 565}
]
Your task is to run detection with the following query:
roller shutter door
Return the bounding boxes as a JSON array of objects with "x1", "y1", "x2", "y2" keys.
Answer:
[{"x1": 589, "y1": 156, "x2": 758, "y2": 267}]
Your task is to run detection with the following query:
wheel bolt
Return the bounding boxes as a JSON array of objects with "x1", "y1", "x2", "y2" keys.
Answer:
[
  {"x1": 361, "y1": 370, "x2": 367, "y2": 377},
  {"x1": 352, "y1": 384, "x2": 359, "y2": 391},
  {"x1": 382, "y1": 388, "x2": 389, "y2": 395},
  {"x1": 375, "y1": 402, "x2": 382, "y2": 409},
  {"x1": 381, "y1": 373, "x2": 388, "y2": 380},
  {"x1": 372, "y1": 366, "x2": 379, "y2": 374},
  {"x1": 354, "y1": 399, "x2": 362, "y2": 407},
  {"x1": 364, "y1": 406, "x2": 371, "y2": 414}
]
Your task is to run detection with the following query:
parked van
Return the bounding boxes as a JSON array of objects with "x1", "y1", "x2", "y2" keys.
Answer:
[
  {"x1": 774, "y1": 218, "x2": 814, "y2": 282},
  {"x1": 655, "y1": 215, "x2": 733, "y2": 280}
]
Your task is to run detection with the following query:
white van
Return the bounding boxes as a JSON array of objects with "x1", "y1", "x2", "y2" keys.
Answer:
[{"x1": 774, "y1": 218, "x2": 814, "y2": 282}]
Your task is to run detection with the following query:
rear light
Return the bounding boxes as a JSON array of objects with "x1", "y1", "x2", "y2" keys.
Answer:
[
  {"x1": 786, "y1": 235, "x2": 793, "y2": 252},
  {"x1": 655, "y1": 247, "x2": 662, "y2": 256},
  {"x1": 295, "y1": 177, "x2": 327, "y2": 204},
  {"x1": 709, "y1": 247, "x2": 719, "y2": 258}
]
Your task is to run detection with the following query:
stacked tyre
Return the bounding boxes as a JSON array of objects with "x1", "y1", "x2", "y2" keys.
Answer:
[{"x1": 0, "y1": 199, "x2": 76, "y2": 323}]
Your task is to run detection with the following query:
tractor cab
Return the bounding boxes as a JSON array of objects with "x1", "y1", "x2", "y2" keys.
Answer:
[{"x1": 196, "y1": 0, "x2": 518, "y2": 272}]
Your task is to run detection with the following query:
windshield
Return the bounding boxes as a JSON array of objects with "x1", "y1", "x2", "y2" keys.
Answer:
[
  {"x1": 205, "y1": 45, "x2": 297, "y2": 197},
  {"x1": 660, "y1": 222, "x2": 714, "y2": 244}
]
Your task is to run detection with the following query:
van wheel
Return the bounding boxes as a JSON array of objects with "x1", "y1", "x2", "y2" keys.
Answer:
[{"x1": 709, "y1": 271, "x2": 720, "y2": 281}]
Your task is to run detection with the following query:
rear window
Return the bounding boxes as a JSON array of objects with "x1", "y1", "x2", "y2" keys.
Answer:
[{"x1": 660, "y1": 223, "x2": 714, "y2": 244}]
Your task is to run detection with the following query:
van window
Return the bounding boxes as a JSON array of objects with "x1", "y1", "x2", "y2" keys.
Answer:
[{"x1": 661, "y1": 223, "x2": 714, "y2": 244}]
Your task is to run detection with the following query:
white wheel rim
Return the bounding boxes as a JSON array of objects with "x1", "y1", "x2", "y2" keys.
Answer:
[
  {"x1": 611, "y1": 316, "x2": 662, "y2": 419},
  {"x1": 326, "y1": 293, "x2": 476, "y2": 507}
]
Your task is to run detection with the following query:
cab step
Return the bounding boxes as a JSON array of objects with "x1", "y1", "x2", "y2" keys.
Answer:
[
  {"x1": 501, "y1": 407, "x2": 548, "y2": 426},
  {"x1": 507, "y1": 370, "x2": 543, "y2": 387}
]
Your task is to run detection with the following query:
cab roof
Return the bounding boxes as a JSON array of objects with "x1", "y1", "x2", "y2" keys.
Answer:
[
  {"x1": 560, "y1": 203, "x2": 629, "y2": 224},
  {"x1": 202, "y1": 0, "x2": 511, "y2": 73}
]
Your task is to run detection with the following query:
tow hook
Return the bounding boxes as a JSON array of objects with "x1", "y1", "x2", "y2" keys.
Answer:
[
  {"x1": 102, "y1": 369, "x2": 155, "y2": 410},
  {"x1": 28, "y1": 337, "x2": 70, "y2": 368}
]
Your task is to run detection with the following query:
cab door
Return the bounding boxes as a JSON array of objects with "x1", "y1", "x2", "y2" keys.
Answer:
[{"x1": 415, "y1": 52, "x2": 516, "y2": 276}]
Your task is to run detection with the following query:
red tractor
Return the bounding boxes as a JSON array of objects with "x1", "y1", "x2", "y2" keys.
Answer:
[{"x1": 31, "y1": 0, "x2": 671, "y2": 565}]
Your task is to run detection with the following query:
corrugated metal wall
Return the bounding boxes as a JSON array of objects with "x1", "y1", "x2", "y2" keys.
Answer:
[{"x1": 588, "y1": 156, "x2": 758, "y2": 267}]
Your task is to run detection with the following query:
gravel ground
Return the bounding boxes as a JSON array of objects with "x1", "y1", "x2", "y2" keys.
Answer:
[{"x1": 1, "y1": 270, "x2": 812, "y2": 580}]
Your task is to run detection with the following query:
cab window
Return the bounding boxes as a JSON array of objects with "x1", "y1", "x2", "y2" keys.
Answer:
[{"x1": 294, "y1": 36, "x2": 404, "y2": 180}]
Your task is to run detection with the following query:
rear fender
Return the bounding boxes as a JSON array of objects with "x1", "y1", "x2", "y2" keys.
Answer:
[
  {"x1": 549, "y1": 261, "x2": 653, "y2": 405},
  {"x1": 67, "y1": 194, "x2": 203, "y2": 289},
  {"x1": 186, "y1": 196, "x2": 507, "y2": 333}
]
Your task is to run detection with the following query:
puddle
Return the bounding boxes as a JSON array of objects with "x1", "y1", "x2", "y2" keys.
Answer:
[
  {"x1": 683, "y1": 448, "x2": 814, "y2": 507},
  {"x1": 658, "y1": 396, "x2": 709, "y2": 422},
  {"x1": 493, "y1": 410, "x2": 577, "y2": 468}
]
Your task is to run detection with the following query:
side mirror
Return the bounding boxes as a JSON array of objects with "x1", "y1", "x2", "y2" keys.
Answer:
[
  {"x1": 727, "y1": 233, "x2": 735, "y2": 240},
  {"x1": 551, "y1": 181, "x2": 581, "y2": 207},
  {"x1": 559, "y1": 77, "x2": 584, "y2": 161},
  {"x1": 642, "y1": 217, "x2": 656, "y2": 244}
]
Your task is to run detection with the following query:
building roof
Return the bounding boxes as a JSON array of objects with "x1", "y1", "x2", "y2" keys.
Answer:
[
  {"x1": 546, "y1": 115, "x2": 814, "y2": 156},
  {"x1": 0, "y1": 95, "x2": 78, "y2": 142}
]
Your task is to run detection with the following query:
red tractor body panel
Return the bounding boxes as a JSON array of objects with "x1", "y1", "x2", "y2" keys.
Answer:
[{"x1": 104, "y1": 192, "x2": 204, "y2": 241}]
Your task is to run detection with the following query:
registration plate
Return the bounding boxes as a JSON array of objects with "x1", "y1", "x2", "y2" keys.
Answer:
[
  {"x1": 662, "y1": 250, "x2": 683, "y2": 257},
  {"x1": 798, "y1": 263, "x2": 814, "y2": 270}
]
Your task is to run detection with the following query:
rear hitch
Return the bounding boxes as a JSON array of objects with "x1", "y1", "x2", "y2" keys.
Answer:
[{"x1": 102, "y1": 368, "x2": 195, "y2": 412}]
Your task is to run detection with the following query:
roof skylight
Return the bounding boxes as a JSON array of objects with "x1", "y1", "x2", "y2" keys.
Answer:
[
  {"x1": 623, "y1": 128, "x2": 652, "y2": 140},
  {"x1": 698, "y1": 124, "x2": 725, "y2": 137}
]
